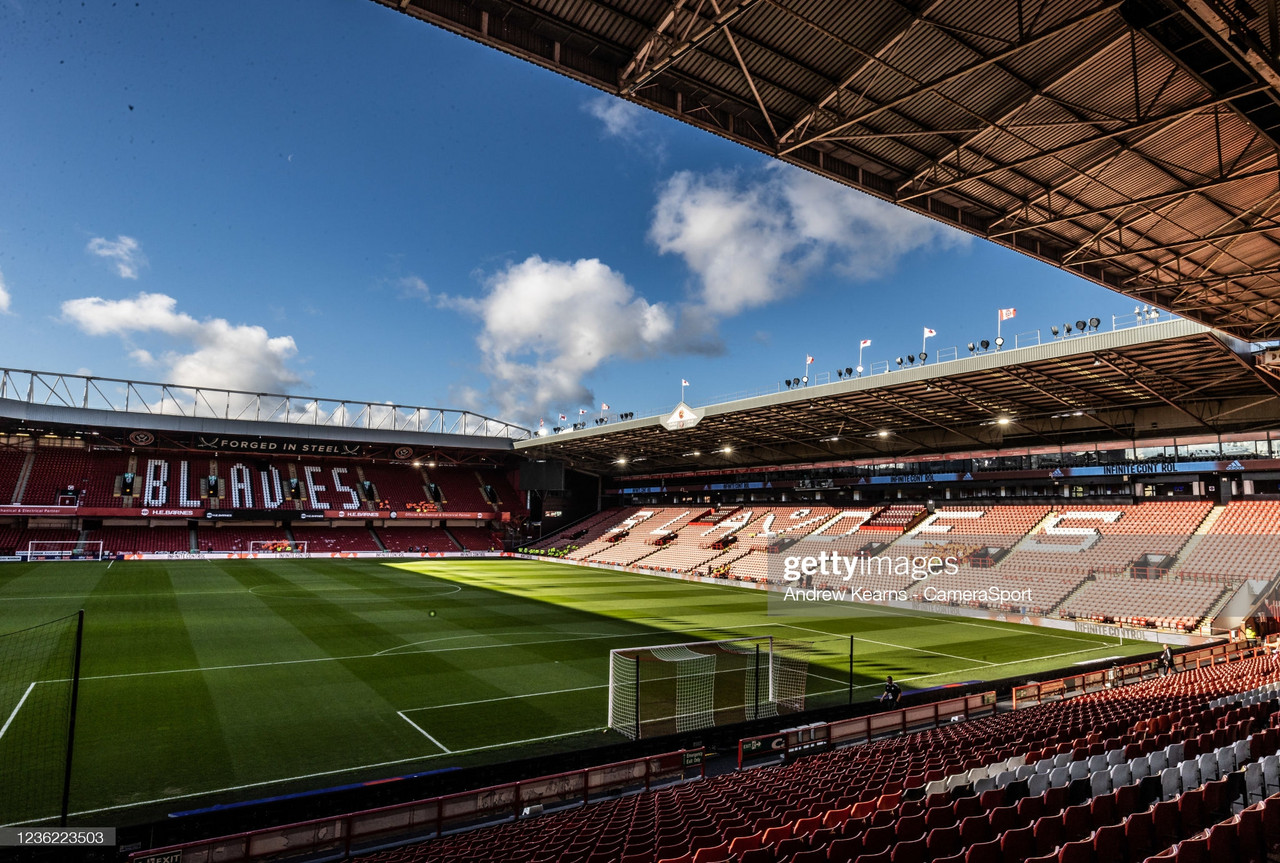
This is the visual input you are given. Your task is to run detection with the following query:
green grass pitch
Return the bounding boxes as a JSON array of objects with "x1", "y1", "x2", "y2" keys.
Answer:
[{"x1": 0, "y1": 557, "x2": 1156, "y2": 826}]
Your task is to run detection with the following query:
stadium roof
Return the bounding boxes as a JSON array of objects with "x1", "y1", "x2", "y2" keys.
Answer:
[
  {"x1": 0, "y1": 368, "x2": 529, "y2": 455},
  {"x1": 374, "y1": 0, "x2": 1280, "y2": 341},
  {"x1": 517, "y1": 318, "x2": 1280, "y2": 474}
]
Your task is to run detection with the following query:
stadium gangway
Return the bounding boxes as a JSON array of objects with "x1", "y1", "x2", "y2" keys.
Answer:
[
  {"x1": 737, "y1": 690, "x2": 997, "y2": 768},
  {"x1": 126, "y1": 749, "x2": 704, "y2": 863},
  {"x1": 1011, "y1": 639, "x2": 1270, "y2": 708}
]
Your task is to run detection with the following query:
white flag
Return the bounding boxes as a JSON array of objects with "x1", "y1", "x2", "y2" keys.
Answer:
[
  {"x1": 601, "y1": 403, "x2": 610, "y2": 411},
  {"x1": 681, "y1": 379, "x2": 690, "y2": 387},
  {"x1": 860, "y1": 339, "x2": 871, "y2": 348},
  {"x1": 923, "y1": 327, "x2": 937, "y2": 338}
]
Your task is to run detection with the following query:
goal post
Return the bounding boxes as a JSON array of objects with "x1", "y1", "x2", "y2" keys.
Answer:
[
  {"x1": 24, "y1": 541, "x2": 103, "y2": 561},
  {"x1": 608, "y1": 636, "x2": 811, "y2": 740},
  {"x1": 247, "y1": 540, "x2": 308, "y2": 555}
]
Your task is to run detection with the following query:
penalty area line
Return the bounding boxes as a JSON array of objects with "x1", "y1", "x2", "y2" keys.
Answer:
[
  {"x1": 0, "y1": 682, "x2": 36, "y2": 741},
  {"x1": 396, "y1": 711, "x2": 452, "y2": 753}
]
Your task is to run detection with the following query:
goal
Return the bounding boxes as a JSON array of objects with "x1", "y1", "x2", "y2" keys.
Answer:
[
  {"x1": 24, "y1": 540, "x2": 103, "y2": 561},
  {"x1": 608, "y1": 636, "x2": 810, "y2": 740},
  {"x1": 248, "y1": 540, "x2": 308, "y2": 555}
]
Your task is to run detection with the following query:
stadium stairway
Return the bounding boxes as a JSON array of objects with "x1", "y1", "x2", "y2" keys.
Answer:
[
  {"x1": 1050, "y1": 575, "x2": 1097, "y2": 617},
  {"x1": 1166, "y1": 505, "x2": 1228, "y2": 576},
  {"x1": 10, "y1": 451, "x2": 34, "y2": 503}
]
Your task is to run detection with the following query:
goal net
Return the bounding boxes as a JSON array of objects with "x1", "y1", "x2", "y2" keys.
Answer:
[
  {"x1": 0, "y1": 612, "x2": 82, "y2": 826},
  {"x1": 247, "y1": 540, "x2": 308, "y2": 555},
  {"x1": 608, "y1": 636, "x2": 811, "y2": 740},
  {"x1": 24, "y1": 541, "x2": 103, "y2": 561}
]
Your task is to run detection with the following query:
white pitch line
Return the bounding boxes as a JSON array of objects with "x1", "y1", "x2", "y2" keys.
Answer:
[
  {"x1": 396, "y1": 711, "x2": 452, "y2": 753},
  {"x1": 0, "y1": 683, "x2": 36, "y2": 741},
  {"x1": 775, "y1": 621, "x2": 995, "y2": 666},
  {"x1": 12, "y1": 726, "x2": 608, "y2": 826},
  {"x1": 403, "y1": 683, "x2": 607, "y2": 712}
]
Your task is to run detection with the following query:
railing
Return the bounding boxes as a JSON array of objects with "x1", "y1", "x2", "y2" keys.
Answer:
[
  {"x1": 737, "y1": 691, "x2": 997, "y2": 768},
  {"x1": 0, "y1": 367, "x2": 530, "y2": 440},
  {"x1": 129, "y1": 749, "x2": 704, "y2": 863},
  {"x1": 1009, "y1": 638, "x2": 1269, "y2": 708}
]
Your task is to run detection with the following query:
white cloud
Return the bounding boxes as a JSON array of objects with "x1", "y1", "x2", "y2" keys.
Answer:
[
  {"x1": 451, "y1": 256, "x2": 677, "y2": 422},
  {"x1": 87, "y1": 235, "x2": 146, "y2": 279},
  {"x1": 650, "y1": 165, "x2": 968, "y2": 316},
  {"x1": 0, "y1": 267, "x2": 10, "y2": 314},
  {"x1": 61, "y1": 292, "x2": 302, "y2": 393},
  {"x1": 399, "y1": 275, "x2": 431, "y2": 300},
  {"x1": 584, "y1": 95, "x2": 646, "y2": 141}
]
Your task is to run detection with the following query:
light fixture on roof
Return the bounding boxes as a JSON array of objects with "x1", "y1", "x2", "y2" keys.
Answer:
[
  {"x1": 1075, "y1": 320, "x2": 1087, "y2": 332},
  {"x1": 801, "y1": 375, "x2": 809, "y2": 385},
  {"x1": 907, "y1": 354, "x2": 916, "y2": 365},
  {"x1": 855, "y1": 364, "x2": 863, "y2": 376},
  {"x1": 919, "y1": 351, "x2": 928, "y2": 362},
  {"x1": 1089, "y1": 317, "x2": 1101, "y2": 330},
  {"x1": 845, "y1": 367, "x2": 853, "y2": 377},
  {"x1": 997, "y1": 416, "x2": 1012, "y2": 426},
  {"x1": 980, "y1": 339, "x2": 990, "y2": 351},
  {"x1": 1051, "y1": 326, "x2": 1060, "y2": 337},
  {"x1": 967, "y1": 342, "x2": 976, "y2": 353},
  {"x1": 616, "y1": 457, "x2": 627, "y2": 465},
  {"x1": 878, "y1": 430, "x2": 890, "y2": 438},
  {"x1": 993, "y1": 337, "x2": 1004, "y2": 350},
  {"x1": 721, "y1": 446, "x2": 733, "y2": 454},
  {"x1": 896, "y1": 357, "x2": 904, "y2": 367}
]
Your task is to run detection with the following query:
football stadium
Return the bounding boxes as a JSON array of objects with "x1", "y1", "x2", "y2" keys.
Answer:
[{"x1": 10, "y1": 1, "x2": 1280, "y2": 862}]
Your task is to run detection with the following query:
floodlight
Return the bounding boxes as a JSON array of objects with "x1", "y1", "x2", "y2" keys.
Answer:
[
  {"x1": 1088, "y1": 317, "x2": 1100, "y2": 329},
  {"x1": 1064, "y1": 323, "x2": 1073, "y2": 334},
  {"x1": 907, "y1": 354, "x2": 915, "y2": 364},
  {"x1": 837, "y1": 369, "x2": 844, "y2": 378},
  {"x1": 919, "y1": 351, "x2": 928, "y2": 362},
  {"x1": 994, "y1": 337, "x2": 1004, "y2": 349},
  {"x1": 980, "y1": 339, "x2": 990, "y2": 350},
  {"x1": 896, "y1": 357, "x2": 903, "y2": 367},
  {"x1": 967, "y1": 342, "x2": 975, "y2": 352},
  {"x1": 1075, "y1": 320, "x2": 1087, "y2": 332},
  {"x1": 801, "y1": 375, "x2": 809, "y2": 385},
  {"x1": 855, "y1": 365, "x2": 863, "y2": 375},
  {"x1": 845, "y1": 367, "x2": 853, "y2": 376},
  {"x1": 1051, "y1": 326, "x2": 1059, "y2": 336}
]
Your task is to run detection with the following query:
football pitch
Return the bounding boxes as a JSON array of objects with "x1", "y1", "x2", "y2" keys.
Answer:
[{"x1": 0, "y1": 558, "x2": 1157, "y2": 826}]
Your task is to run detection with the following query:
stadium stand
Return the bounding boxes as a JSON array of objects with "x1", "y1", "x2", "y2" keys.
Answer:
[
  {"x1": 528, "y1": 508, "x2": 632, "y2": 552},
  {"x1": 427, "y1": 467, "x2": 496, "y2": 513},
  {"x1": 0, "y1": 527, "x2": 81, "y2": 556},
  {"x1": 1174, "y1": 500, "x2": 1280, "y2": 583},
  {"x1": 194, "y1": 527, "x2": 292, "y2": 553},
  {"x1": 87, "y1": 525, "x2": 191, "y2": 554},
  {"x1": 20, "y1": 446, "x2": 91, "y2": 506},
  {"x1": 347, "y1": 648, "x2": 1280, "y2": 863},
  {"x1": 376, "y1": 527, "x2": 460, "y2": 553},
  {"x1": 0, "y1": 448, "x2": 25, "y2": 503},
  {"x1": 1057, "y1": 575, "x2": 1230, "y2": 632},
  {"x1": 289, "y1": 525, "x2": 382, "y2": 553},
  {"x1": 448, "y1": 526, "x2": 501, "y2": 551}
]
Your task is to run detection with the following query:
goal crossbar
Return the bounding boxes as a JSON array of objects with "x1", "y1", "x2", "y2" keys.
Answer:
[{"x1": 25, "y1": 541, "x2": 103, "y2": 561}]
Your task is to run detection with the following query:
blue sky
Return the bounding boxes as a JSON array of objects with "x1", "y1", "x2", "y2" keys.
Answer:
[{"x1": 0, "y1": 0, "x2": 1144, "y2": 428}]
